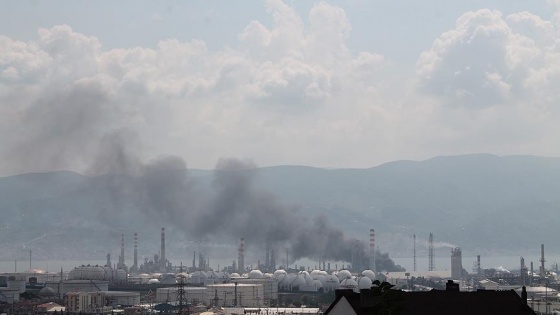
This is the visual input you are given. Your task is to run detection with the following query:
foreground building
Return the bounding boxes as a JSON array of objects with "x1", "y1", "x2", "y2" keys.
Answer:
[{"x1": 325, "y1": 281, "x2": 536, "y2": 315}]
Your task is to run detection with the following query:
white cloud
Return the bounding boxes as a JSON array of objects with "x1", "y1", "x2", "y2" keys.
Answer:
[{"x1": 1, "y1": 1, "x2": 560, "y2": 176}]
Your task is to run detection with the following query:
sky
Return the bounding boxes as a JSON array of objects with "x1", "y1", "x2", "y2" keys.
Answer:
[{"x1": 1, "y1": 0, "x2": 560, "y2": 176}]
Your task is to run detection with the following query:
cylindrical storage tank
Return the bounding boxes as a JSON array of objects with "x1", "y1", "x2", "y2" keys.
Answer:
[
  {"x1": 7, "y1": 276, "x2": 26, "y2": 293},
  {"x1": 68, "y1": 266, "x2": 106, "y2": 280}
]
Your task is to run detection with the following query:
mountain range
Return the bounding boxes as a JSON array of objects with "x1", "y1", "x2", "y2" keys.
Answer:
[{"x1": 1, "y1": 154, "x2": 559, "y2": 264}]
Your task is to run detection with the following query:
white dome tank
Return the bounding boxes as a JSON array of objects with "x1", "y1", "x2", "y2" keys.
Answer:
[
  {"x1": 147, "y1": 278, "x2": 160, "y2": 284},
  {"x1": 339, "y1": 278, "x2": 359, "y2": 291},
  {"x1": 357, "y1": 276, "x2": 373, "y2": 289},
  {"x1": 362, "y1": 270, "x2": 376, "y2": 281},
  {"x1": 248, "y1": 270, "x2": 264, "y2": 279},
  {"x1": 337, "y1": 270, "x2": 352, "y2": 281},
  {"x1": 322, "y1": 275, "x2": 340, "y2": 291},
  {"x1": 273, "y1": 269, "x2": 287, "y2": 279},
  {"x1": 312, "y1": 279, "x2": 323, "y2": 290}
]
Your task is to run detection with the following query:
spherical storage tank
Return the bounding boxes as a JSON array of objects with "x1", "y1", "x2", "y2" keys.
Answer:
[
  {"x1": 357, "y1": 276, "x2": 373, "y2": 289},
  {"x1": 248, "y1": 269, "x2": 264, "y2": 279},
  {"x1": 361, "y1": 270, "x2": 376, "y2": 281},
  {"x1": 311, "y1": 279, "x2": 323, "y2": 290},
  {"x1": 339, "y1": 278, "x2": 359, "y2": 292},
  {"x1": 337, "y1": 270, "x2": 352, "y2": 281},
  {"x1": 273, "y1": 269, "x2": 287, "y2": 279},
  {"x1": 322, "y1": 275, "x2": 339, "y2": 290},
  {"x1": 291, "y1": 273, "x2": 307, "y2": 288}
]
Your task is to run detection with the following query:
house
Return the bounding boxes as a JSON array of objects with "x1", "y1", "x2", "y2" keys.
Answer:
[
  {"x1": 36, "y1": 302, "x2": 65, "y2": 314},
  {"x1": 324, "y1": 280, "x2": 536, "y2": 315}
]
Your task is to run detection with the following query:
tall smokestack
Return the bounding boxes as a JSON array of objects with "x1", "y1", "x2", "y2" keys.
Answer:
[
  {"x1": 369, "y1": 229, "x2": 376, "y2": 272},
  {"x1": 106, "y1": 253, "x2": 111, "y2": 268},
  {"x1": 119, "y1": 234, "x2": 125, "y2": 269},
  {"x1": 161, "y1": 228, "x2": 166, "y2": 271},
  {"x1": 521, "y1": 256, "x2": 526, "y2": 286},
  {"x1": 271, "y1": 249, "x2": 276, "y2": 271},
  {"x1": 133, "y1": 232, "x2": 138, "y2": 271},
  {"x1": 451, "y1": 247, "x2": 462, "y2": 279},
  {"x1": 428, "y1": 233, "x2": 435, "y2": 271},
  {"x1": 477, "y1": 255, "x2": 481, "y2": 281},
  {"x1": 238, "y1": 238, "x2": 245, "y2": 274},
  {"x1": 413, "y1": 234, "x2": 417, "y2": 272},
  {"x1": 265, "y1": 243, "x2": 270, "y2": 271},
  {"x1": 530, "y1": 261, "x2": 534, "y2": 286},
  {"x1": 540, "y1": 244, "x2": 546, "y2": 278}
]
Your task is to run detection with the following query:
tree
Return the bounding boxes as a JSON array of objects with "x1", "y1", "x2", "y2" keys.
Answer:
[{"x1": 371, "y1": 280, "x2": 405, "y2": 315}]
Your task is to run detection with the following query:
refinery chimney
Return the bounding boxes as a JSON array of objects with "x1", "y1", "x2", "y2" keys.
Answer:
[
  {"x1": 369, "y1": 229, "x2": 376, "y2": 272},
  {"x1": 160, "y1": 228, "x2": 166, "y2": 271},
  {"x1": 118, "y1": 234, "x2": 125, "y2": 269},
  {"x1": 238, "y1": 238, "x2": 245, "y2": 274},
  {"x1": 428, "y1": 233, "x2": 435, "y2": 271},
  {"x1": 413, "y1": 234, "x2": 417, "y2": 272},
  {"x1": 133, "y1": 232, "x2": 138, "y2": 272},
  {"x1": 451, "y1": 247, "x2": 463, "y2": 279},
  {"x1": 477, "y1": 255, "x2": 481, "y2": 281},
  {"x1": 521, "y1": 256, "x2": 527, "y2": 286},
  {"x1": 540, "y1": 244, "x2": 545, "y2": 278}
]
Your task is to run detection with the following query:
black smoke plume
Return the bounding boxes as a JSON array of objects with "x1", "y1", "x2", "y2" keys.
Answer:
[{"x1": 90, "y1": 137, "x2": 366, "y2": 263}]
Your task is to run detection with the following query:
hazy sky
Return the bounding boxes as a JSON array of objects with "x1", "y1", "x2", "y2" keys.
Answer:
[{"x1": 1, "y1": 0, "x2": 560, "y2": 175}]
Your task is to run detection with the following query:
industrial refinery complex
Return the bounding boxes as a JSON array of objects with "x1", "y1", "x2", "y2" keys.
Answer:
[{"x1": 0, "y1": 228, "x2": 556, "y2": 314}]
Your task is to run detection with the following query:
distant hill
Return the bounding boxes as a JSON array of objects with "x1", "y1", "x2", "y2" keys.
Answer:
[{"x1": 1, "y1": 154, "x2": 559, "y2": 263}]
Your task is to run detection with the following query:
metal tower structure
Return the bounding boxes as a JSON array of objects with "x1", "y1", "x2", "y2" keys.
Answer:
[
  {"x1": 428, "y1": 233, "x2": 435, "y2": 271},
  {"x1": 413, "y1": 234, "x2": 417, "y2": 272},
  {"x1": 177, "y1": 263, "x2": 187, "y2": 315}
]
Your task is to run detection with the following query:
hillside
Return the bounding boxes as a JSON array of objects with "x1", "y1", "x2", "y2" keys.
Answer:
[{"x1": 1, "y1": 154, "x2": 559, "y2": 263}]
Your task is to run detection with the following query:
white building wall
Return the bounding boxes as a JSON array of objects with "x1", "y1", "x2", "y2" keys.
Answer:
[
  {"x1": 155, "y1": 287, "x2": 207, "y2": 304},
  {"x1": 45, "y1": 280, "x2": 108, "y2": 294},
  {"x1": 206, "y1": 284, "x2": 264, "y2": 307},
  {"x1": 233, "y1": 278, "x2": 278, "y2": 303}
]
